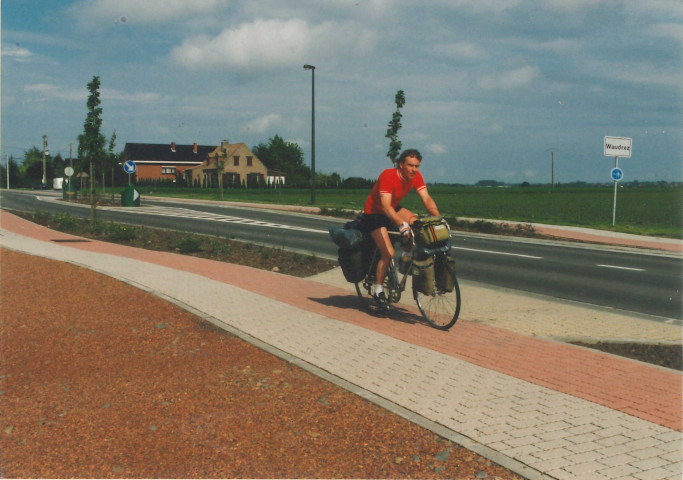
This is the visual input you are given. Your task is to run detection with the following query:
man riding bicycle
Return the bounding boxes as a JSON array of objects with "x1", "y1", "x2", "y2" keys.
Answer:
[{"x1": 358, "y1": 149, "x2": 441, "y2": 307}]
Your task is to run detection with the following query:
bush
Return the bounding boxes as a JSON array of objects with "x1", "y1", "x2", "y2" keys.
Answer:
[
  {"x1": 101, "y1": 222, "x2": 138, "y2": 241},
  {"x1": 54, "y1": 213, "x2": 80, "y2": 231},
  {"x1": 175, "y1": 235, "x2": 201, "y2": 253},
  {"x1": 209, "y1": 239, "x2": 232, "y2": 256}
]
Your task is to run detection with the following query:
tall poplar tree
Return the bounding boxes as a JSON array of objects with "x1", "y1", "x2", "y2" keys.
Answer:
[
  {"x1": 385, "y1": 90, "x2": 405, "y2": 164},
  {"x1": 77, "y1": 76, "x2": 106, "y2": 183},
  {"x1": 77, "y1": 76, "x2": 106, "y2": 220}
]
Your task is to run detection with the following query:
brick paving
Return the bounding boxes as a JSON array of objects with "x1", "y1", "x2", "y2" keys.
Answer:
[{"x1": 1, "y1": 210, "x2": 681, "y2": 480}]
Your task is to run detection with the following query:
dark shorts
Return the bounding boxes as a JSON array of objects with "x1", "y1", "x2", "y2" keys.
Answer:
[{"x1": 358, "y1": 207, "x2": 403, "y2": 234}]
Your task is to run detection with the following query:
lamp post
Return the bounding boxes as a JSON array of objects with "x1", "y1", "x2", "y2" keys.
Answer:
[
  {"x1": 42, "y1": 135, "x2": 48, "y2": 185},
  {"x1": 303, "y1": 64, "x2": 316, "y2": 204}
]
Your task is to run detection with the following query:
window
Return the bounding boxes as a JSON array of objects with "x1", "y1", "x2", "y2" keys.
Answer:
[
  {"x1": 162, "y1": 166, "x2": 176, "y2": 175},
  {"x1": 247, "y1": 156, "x2": 253, "y2": 167},
  {"x1": 233, "y1": 156, "x2": 240, "y2": 166}
]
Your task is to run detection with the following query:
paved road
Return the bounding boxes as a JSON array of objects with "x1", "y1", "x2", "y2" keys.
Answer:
[{"x1": 1, "y1": 189, "x2": 681, "y2": 320}]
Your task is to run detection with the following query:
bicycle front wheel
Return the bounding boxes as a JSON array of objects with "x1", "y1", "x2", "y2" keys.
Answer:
[{"x1": 413, "y1": 269, "x2": 461, "y2": 330}]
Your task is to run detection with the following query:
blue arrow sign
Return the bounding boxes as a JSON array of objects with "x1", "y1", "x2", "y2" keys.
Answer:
[
  {"x1": 610, "y1": 167, "x2": 623, "y2": 182},
  {"x1": 123, "y1": 160, "x2": 137, "y2": 174}
]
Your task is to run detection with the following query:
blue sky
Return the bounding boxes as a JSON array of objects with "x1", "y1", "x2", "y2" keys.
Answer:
[{"x1": 2, "y1": 0, "x2": 681, "y2": 184}]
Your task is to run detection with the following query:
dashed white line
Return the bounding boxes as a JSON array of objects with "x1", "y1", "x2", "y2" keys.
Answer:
[
  {"x1": 451, "y1": 246, "x2": 543, "y2": 259},
  {"x1": 597, "y1": 264, "x2": 645, "y2": 272}
]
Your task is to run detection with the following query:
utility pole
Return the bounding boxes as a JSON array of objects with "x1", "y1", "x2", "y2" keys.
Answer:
[
  {"x1": 6, "y1": 155, "x2": 9, "y2": 190},
  {"x1": 42, "y1": 135, "x2": 48, "y2": 185},
  {"x1": 546, "y1": 147, "x2": 557, "y2": 188}
]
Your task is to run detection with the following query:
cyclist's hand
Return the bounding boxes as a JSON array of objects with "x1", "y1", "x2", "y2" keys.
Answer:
[{"x1": 399, "y1": 222, "x2": 412, "y2": 245}]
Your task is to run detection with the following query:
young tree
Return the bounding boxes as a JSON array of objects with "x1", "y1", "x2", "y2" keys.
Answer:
[
  {"x1": 77, "y1": 76, "x2": 107, "y2": 220},
  {"x1": 216, "y1": 150, "x2": 227, "y2": 199},
  {"x1": 385, "y1": 89, "x2": 405, "y2": 164},
  {"x1": 77, "y1": 76, "x2": 107, "y2": 183},
  {"x1": 105, "y1": 130, "x2": 118, "y2": 191}
]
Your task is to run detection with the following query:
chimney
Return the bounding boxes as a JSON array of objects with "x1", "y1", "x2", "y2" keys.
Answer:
[
  {"x1": 221, "y1": 139, "x2": 230, "y2": 151},
  {"x1": 193, "y1": 143, "x2": 198, "y2": 154},
  {"x1": 171, "y1": 142, "x2": 176, "y2": 152}
]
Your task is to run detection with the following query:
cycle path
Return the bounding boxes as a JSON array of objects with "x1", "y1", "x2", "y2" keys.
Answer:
[{"x1": 1, "y1": 211, "x2": 681, "y2": 480}]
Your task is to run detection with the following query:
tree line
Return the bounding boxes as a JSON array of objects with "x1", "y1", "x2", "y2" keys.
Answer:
[{"x1": 2, "y1": 79, "x2": 404, "y2": 191}]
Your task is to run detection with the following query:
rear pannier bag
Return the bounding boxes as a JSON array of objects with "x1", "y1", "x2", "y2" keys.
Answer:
[
  {"x1": 338, "y1": 247, "x2": 365, "y2": 283},
  {"x1": 412, "y1": 256, "x2": 436, "y2": 296},
  {"x1": 413, "y1": 217, "x2": 450, "y2": 247},
  {"x1": 328, "y1": 226, "x2": 363, "y2": 249},
  {"x1": 435, "y1": 255, "x2": 456, "y2": 292}
]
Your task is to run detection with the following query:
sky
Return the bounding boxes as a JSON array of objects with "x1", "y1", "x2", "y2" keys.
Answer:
[{"x1": 2, "y1": 0, "x2": 682, "y2": 185}]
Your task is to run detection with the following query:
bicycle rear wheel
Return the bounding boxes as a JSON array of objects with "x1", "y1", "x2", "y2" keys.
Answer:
[{"x1": 413, "y1": 268, "x2": 461, "y2": 330}]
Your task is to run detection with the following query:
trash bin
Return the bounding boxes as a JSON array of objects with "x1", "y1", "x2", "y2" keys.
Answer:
[
  {"x1": 120, "y1": 184, "x2": 140, "y2": 207},
  {"x1": 63, "y1": 178, "x2": 77, "y2": 201}
]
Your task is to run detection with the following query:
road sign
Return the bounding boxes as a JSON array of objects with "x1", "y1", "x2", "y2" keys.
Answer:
[
  {"x1": 123, "y1": 160, "x2": 137, "y2": 174},
  {"x1": 64, "y1": 166, "x2": 74, "y2": 177},
  {"x1": 604, "y1": 136, "x2": 632, "y2": 158},
  {"x1": 610, "y1": 167, "x2": 624, "y2": 182}
]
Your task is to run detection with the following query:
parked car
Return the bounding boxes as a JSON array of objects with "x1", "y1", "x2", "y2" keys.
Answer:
[{"x1": 31, "y1": 182, "x2": 51, "y2": 190}]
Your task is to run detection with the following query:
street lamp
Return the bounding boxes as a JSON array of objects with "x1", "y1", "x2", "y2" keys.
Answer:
[
  {"x1": 303, "y1": 64, "x2": 315, "y2": 204},
  {"x1": 42, "y1": 135, "x2": 49, "y2": 185}
]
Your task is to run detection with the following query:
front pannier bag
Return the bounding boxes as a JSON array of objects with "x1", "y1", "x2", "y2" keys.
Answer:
[
  {"x1": 435, "y1": 255, "x2": 456, "y2": 292},
  {"x1": 412, "y1": 256, "x2": 436, "y2": 295},
  {"x1": 413, "y1": 217, "x2": 450, "y2": 247}
]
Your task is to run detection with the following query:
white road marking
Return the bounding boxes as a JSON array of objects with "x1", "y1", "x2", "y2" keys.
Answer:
[
  {"x1": 451, "y1": 246, "x2": 543, "y2": 259},
  {"x1": 100, "y1": 205, "x2": 328, "y2": 234},
  {"x1": 597, "y1": 264, "x2": 645, "y2": 272}
]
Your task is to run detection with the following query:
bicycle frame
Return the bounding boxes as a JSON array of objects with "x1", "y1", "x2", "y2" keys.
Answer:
[{"x1": 357, "y1": 231, "x2": 412, "y2": 303}]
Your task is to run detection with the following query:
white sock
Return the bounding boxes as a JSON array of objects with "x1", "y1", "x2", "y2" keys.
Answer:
[{"x1": 374, "y1": 284, "x2": 383, "y2": 295}]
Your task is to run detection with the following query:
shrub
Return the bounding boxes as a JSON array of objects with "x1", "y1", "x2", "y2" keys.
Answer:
[
  {"x1": 175, "y1": 235, "x2": 201, "y2": 253},
  {"x1": 102, "y1": 222, "x2": 137, "y2": 241},
  {"x1": 53, "y1": 212, "x2": 80, "y2": 231},
  {"x1": 209, "y1": 239, "x2": 232, "y2": 256}
]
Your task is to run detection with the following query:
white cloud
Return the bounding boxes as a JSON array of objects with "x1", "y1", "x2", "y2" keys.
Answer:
[
  {"x1": 427, "y1": 144, "x2": 447, "y2": 155},
  {"x1": 171, "y1": 18, "x2": 377, "y2": 71},
  {"x1": 1, "y1": 44, "x2": 33, "y2": 61},
  {"x1": 540, "y1": 0, "x2": 602, "y2": 12},
  {"x1": 646, "y1": 22, "x2": 683, "y2": 41},
  {"x1": 244, "y1": 113, "x2": 282, "y2": 133},
  {"x1": 24, "y1": 84, "x2": 160, "y2": 103},
  {"x1": 24, "y1": 84, "x2": 85, "y2": 101},
  {"x1": 71, "y1": 0, "x2": 230, "y2": 25},
  {"x1": 434, "y1": 42, "x2": 484, "y2": 60},
  {"x1": 478, "y1": 65, "x2": 541, "y2": 90},
  {"x1": 450, "y1": 0, "x2": 522, "y2": 14},
  {"x1": 100, "y1": 89, "x2": 161, "y2": 103}
]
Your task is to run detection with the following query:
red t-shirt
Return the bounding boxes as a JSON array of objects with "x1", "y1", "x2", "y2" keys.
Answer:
[{"x1": 364, "y1": 168, "x2": 426, "y2": 215}]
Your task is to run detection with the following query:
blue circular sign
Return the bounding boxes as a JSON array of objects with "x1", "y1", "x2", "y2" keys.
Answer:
[
  {"x1": 123, "y1": 160, "x2": 137, "y2": 174},
  {"x1": 610, "y1": 167, "x2": 623, "y2": 182}
]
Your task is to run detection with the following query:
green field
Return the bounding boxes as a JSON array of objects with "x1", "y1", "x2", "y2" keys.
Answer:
[{"x1": 138, "y1": 185, "x2": 682, "y2": 238}]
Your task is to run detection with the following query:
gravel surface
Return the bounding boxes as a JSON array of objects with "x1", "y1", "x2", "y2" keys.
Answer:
[{"x1": 0, "y1": 249, "x2": 522, "y2": 479}]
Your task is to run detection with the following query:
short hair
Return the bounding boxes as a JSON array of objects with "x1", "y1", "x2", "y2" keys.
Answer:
[{"x1": 398, "y1": 149, "x2": 422, "y2": 164}]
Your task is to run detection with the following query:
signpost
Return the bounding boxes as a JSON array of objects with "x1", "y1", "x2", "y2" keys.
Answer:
[
  {"x1": 604, "y1": 136, "x2": 632, "y2": 226},
  {"x1": 121, "y1": 161, "x2": 139, "y2": 207},
  {"x1": 123, "y1": 160, "x2": 137, "y2": 185},
  {"x1": 63, "y1": 166, "x2": 76, "y2": 200}
]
